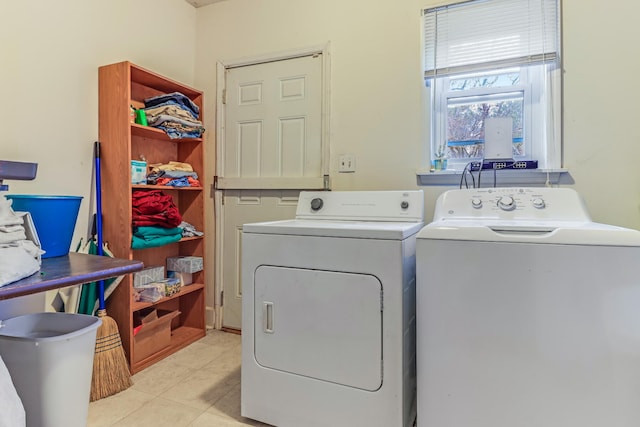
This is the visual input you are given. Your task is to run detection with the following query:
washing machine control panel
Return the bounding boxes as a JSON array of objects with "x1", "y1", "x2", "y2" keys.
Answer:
[
  {"x1": 433, "y1": 187, "x2": 591, "y2": 222},
  {"x1": 497, "y1": 195, "x2": 516, "y2": 211}
]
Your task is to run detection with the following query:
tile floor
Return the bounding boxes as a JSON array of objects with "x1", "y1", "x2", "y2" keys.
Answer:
[{"x1": 87, "y1": 330, "x2": 270, "y2": 427}]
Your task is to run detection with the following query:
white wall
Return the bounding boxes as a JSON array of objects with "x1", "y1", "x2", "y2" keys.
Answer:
[
  {"x1": 195, "y1": 0, "x2": 640, "y2": 229},
  {"x1": 0, "y1": 0, "x2": 197, "y2": 316},
  {"x1": 561, "y1": 0, "x2": 640, "y2": 227},
  {"x1": 2, "y1": 0, "x2": 639, "y2": 315}
]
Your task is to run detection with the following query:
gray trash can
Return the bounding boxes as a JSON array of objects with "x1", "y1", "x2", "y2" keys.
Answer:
[{"x1": 0, "y1": 312, "x2": 102, "y2": 427}]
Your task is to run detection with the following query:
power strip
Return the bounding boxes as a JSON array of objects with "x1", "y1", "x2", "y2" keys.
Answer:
[{"x1": 469, "y1": 160, "x2": 538, "y2": 171}]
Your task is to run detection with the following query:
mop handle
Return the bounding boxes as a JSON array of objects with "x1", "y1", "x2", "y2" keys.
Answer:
[{"x1": 94, "y1": 141, "x2": 105, "y2": 311}]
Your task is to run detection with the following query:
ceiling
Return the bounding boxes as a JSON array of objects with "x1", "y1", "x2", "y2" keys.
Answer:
[{"x1": 184, "y1": 0, "x2": 228, "y2": 7}]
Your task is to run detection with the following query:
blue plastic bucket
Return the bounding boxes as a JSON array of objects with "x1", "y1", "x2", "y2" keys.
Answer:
[{"x1": 6, "y1": 195, "x2": 82, "y2": 258}]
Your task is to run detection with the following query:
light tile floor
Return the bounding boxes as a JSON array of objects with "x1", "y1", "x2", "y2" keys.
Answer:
[{"x1": 87, "y1": 330, "x2": 271, "y2": 427}]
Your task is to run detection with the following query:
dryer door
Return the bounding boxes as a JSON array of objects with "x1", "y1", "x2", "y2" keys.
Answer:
[{"x1": 254, "y1": 266, "x2": 383, "y2": 391}]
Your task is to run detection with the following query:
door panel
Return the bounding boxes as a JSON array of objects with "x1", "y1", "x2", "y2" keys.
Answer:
[
  {"x1": 223, "y1": 54, "x2": 323, "y2": 184},
  {"x1": 254, "y1": 266, "x2": 383, "y2": 391},
  {"x1": 218, "y1": 53, "x2": 326, "y2": 330},
  {"x1": 221, "y1": 190, "x2": 299, "y2": 329}
]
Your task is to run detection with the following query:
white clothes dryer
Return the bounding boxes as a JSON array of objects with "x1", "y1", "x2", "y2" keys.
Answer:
[
  {"x1": 416, "y1": 187, "x2": 640, "y2": 427},
  {"x1": 241, "y1": 190, "x2": 424, "y2": 427}
]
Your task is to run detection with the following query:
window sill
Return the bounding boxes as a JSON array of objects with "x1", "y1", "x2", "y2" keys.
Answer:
[{"x1": 416, "y1": 168, "x2": 572, "y2": 187}]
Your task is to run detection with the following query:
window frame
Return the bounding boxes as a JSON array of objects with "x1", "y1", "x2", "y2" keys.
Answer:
[
  {"x1": 432, "y1": 66, "x2": 533, "y2": 170},
  {"x1": 421, "y1": 0, "x2": 564, "y2": 181}
]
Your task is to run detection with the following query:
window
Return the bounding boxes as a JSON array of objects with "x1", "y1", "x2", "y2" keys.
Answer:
[{"x1": 424, "y1": 0, "x2": 561, "y2": 172}]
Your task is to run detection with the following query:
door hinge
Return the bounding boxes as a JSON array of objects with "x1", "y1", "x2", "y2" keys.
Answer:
[
  {"x1": 213, "y1": 175, "x2": 218, "y2": 190},
  {"x1": 220, "y1": 290, "x2": 224, "y2": 307},
  {"x1": 222, "y1": 88, "x2": 227, "y2": 105},
  {"x1": 323, "y1": 174, "x2": 330, "y2": 191}
]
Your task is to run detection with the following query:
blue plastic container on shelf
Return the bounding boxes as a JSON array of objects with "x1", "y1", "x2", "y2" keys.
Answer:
[{"x1": 5, "y1": 195, "x2": 82, "y2": 258}]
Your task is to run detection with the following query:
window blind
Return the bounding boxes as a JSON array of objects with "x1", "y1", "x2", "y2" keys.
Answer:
[{"x1": 424, "y1": 0, "x2": 560, "y2": 78}]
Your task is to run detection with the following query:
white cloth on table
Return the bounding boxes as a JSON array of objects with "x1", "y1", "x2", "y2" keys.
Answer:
[
  {"x1": 1, "y1": 240, "x2": 42, "y2": 259},
  {"x1": 0, "y1": 247, "x2": 40, "y2": 288},
  {"x1": 0, "y1": 229, "x2": 27, "y2": 244},
  {"x1": 0, "y1": 196, "x2": 42, "y2": 287},
  {"x1": 0, "y1": 197, "x2": 23, "y2": 227},
  {"x1": 0, "y1": 355, "x2": 26, "y2": 427},
  {"x1": 0, "y1": 197, "x2": 26, "y2": 243}
]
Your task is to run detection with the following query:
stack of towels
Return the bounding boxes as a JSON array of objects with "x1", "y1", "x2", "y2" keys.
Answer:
[
  {"x1": 0, "y1": 196, "x2": 43, "y2": 287},
  {"x1": 131, "y1": 190, "x2": 183, "y2": 249},
  {"x1": 144, "y1": 92, "x2": 205, "y2": 139}
]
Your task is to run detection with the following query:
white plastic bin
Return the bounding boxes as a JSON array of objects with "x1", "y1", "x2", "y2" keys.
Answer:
[{"x1": 0, "y1": 312, "x2": 102, "y2": 427}]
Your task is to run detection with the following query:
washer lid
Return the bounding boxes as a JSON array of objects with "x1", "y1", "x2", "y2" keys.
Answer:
[
  {"x1": 243, "y1": 219, "x2": 424, "y2": 240},
  {"x1": 418, "y1": 220, "x2": 640, "y2": 246}
]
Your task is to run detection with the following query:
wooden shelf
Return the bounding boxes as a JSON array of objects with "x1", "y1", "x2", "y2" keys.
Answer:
[
  {"x1": 132, "y1": 283, "x2": 204, "y2": 312},
  {"x1": 179, "y1": 236, "x2": 204, "y2": 242},
  {"x1": 99, "y1": 60, "x2": 207, "y2": 374},
  {"x1": 131, "y1": 325, "x2": 205, "y2": 373},
  {"x1": 131, "y1": 123, "x2": 203, "y2": 143},
  {"x1": 131, "y1": 184, "x2": 203, "y2": 191}
]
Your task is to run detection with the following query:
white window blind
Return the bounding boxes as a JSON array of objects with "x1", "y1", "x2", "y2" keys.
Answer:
[{"x1": 424, "y1": 0, "x2": 560, "y2": 78}]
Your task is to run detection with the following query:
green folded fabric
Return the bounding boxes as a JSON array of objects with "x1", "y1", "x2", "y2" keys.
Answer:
[{"x1": 131, "y1": 226, "x2": 183, "y2": 249}]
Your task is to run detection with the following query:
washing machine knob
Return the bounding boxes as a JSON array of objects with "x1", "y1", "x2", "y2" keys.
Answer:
[
  {"x1": 532, "y1": 198, "x2": 546, "y2": 209},
  {"x1": 310, "y1": 198, "x2": 324, "y2": 211},
  {"x1": 471, "y1": 198, "x2": 483, "y2": 209},
  {"x1": 497, "y1": 195, "x2": 516, "y2": 211},
  {"x1": 400, "y1": 201, "x2": 409, "y2": 209}
]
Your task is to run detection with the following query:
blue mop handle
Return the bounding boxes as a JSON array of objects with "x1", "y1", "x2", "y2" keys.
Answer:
[{"x1": 94, "y1": 141, "x2": 105, "y2": 311}]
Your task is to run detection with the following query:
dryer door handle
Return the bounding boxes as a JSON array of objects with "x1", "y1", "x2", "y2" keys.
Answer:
[{"x1": 263, "y1": 301, "x2": 274, "y2": 334}]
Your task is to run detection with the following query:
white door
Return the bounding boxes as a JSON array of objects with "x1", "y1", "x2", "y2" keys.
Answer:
[{"x1": 215, "y1": 50, "x2": 329, "y2": 330}]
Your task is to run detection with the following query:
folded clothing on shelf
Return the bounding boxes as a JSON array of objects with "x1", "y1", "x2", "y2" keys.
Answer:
[
  {"x1": 132, "y1": 190, "x2": 182, "y2": 228},
  {"x1": 131, "y1": 226, "x2": 182, "y2": 249},
  {"x1": 146, "y1": 162, "x2": 201, "y2": 187},
  {"x1": 144, "y1": 92, "x2": 204, "y2": 139}
]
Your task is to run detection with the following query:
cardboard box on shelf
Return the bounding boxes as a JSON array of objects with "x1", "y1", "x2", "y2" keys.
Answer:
[
  {"x1": 167, "y1": 271, "x2": 193, "y2": 286},
  {"x1": 133, "y1": 282, "x2": 164, "y2": 303},
  {"x1": 133, "y1": 266, "x2": 165, "y2": 287},
  {"x1": 166, "y1": 256, "x2": 203, "y2": 273},
  {"x1": 133, "y1": 309, "x2": 180, "y2": 363}
]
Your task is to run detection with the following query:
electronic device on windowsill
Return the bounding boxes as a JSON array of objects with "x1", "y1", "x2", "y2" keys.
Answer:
[
  {"x1": 469, "y1": 160, "x2": 538, "y2": 171},
  {"x1": 483, "y1": 117, "x2": 514, "y2": 161}
]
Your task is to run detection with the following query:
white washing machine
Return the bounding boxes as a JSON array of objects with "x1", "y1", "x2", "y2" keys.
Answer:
[
  {"x1": 241, "y1": 190, "x2": 424, "y2": 427},
  {"x1": 416, "y1": 187, "x2": 640, "y2": 427}
]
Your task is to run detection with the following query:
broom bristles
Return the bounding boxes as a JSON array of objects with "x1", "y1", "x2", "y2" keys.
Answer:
[{"x1": 90, "y1": 309, "x2": 133, "y2": 401}]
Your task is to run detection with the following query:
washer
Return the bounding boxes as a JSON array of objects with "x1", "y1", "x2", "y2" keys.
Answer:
[
  {"x1": 416, "y1": 187, "x2": 640, "y2": 427},
  {"x1": 241, "y1": 190, "x2": 424, "y2": 427}
]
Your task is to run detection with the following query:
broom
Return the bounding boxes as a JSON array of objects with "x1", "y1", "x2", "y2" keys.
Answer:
[{"x1": 90, "y1": 141, "x2": 133, "y2": 401}]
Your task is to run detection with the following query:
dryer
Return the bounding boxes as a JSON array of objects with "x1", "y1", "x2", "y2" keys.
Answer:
[
  {"x1": 416, "y1": 187, "x2": 640, "y2": 427},
  {"x1": 241, "y1": 190, "x2": 424, "y2": 427}
]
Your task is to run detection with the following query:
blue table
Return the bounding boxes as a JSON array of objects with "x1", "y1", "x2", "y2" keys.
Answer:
[{"x1": 0, "y1": 253, "x2": 143, "y2": 300}]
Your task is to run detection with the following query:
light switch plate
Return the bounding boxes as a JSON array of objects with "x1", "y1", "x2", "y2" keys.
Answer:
[{"x1": 339, "y1": 155, "x2": 356, "y2": 173}]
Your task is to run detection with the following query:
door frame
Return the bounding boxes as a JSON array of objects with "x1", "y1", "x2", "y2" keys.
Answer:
[{"x1": 213, "y1": 44, "x2": 332, "y2": 329}]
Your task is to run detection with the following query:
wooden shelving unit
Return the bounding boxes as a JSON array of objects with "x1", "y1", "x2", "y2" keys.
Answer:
[{"x1": 98, "y1": 61, "x2": 207, "y2": 374}]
